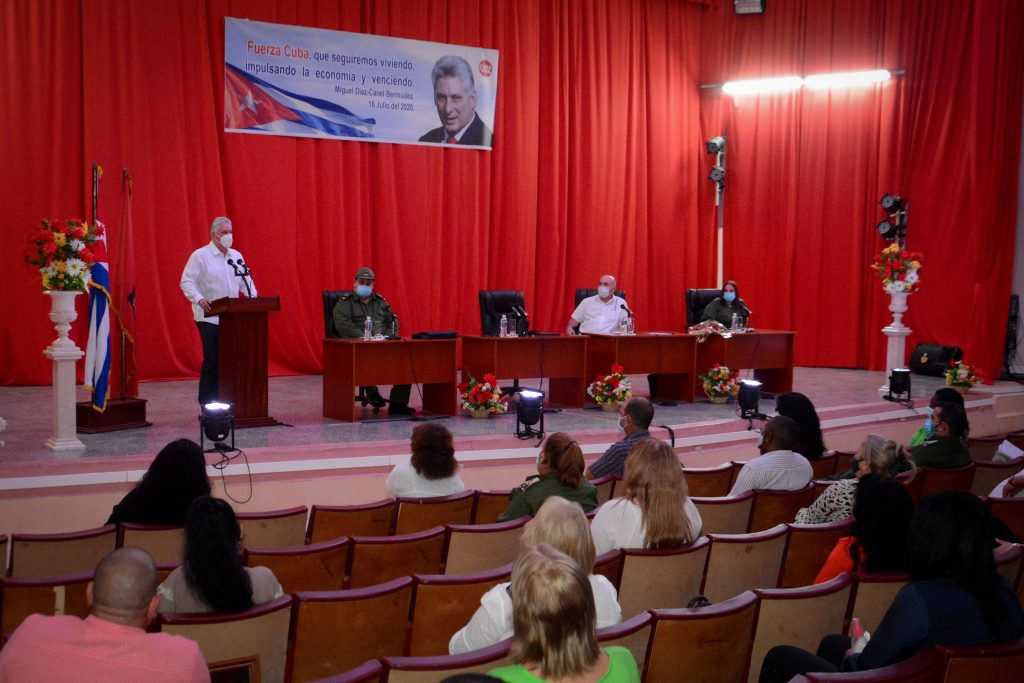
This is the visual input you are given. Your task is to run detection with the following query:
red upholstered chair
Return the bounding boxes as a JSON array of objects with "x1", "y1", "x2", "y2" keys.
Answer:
[
  {"x1": 616, "y1": 537, "x2": 710, "y2": 618},
  {"x1": 971, "y1": 457, "x2": 1024, "y2": 497},
  {"x1": 896, "y1": 470, "x2": 924, "y2": 504},
  {"x1": 288, "y1": 577, "x2": 413, "y2": 683},
  {"x1": 917, "y1": 463, "x2": 976, "y2": 499},
  {"x1": 847, "y1": 572, "x2": 911, "y2": 634},
  {"x1": 833, "y1": 451, "x2": 856, "y2": 475},
  {"x1": 236, "y1": 505, "x2": 308, "y2": 549},
  {"x1": 810, "y1": 452, "x2": 839, "y2": 479},
  {"x1": 408, "y1": 564, "x2": 512, "y2": 656},
  {"x1": 790, "y1": 647, "x2": 944, "y2": 682},
  {"x1": 593, "y1": 549, "x2": 624, "y2": 589},
  {"x1": 748, "y1": 485, "x2": 816, "y2": 533},
  {"x1": 0, "y1": 535, "x2": 7, "y2": 574},
  {"x1": 938, "y1": 636, "x2": 1024, "y2": 681},
  {"x1": 158, "y1": 595, "x2": 293, "y2": 683},
  {"x1": 307, "y1": 499, "x2": 396, "y2": 542},
  {"x1": 0, "y1": 572, "x2": 92, "y2": 640},
  {"x1": 472, "y1": 489, "x2": 512, "y2": 524},
  {"x1": 596, "y1": 612, "x2": 654, "y2": 673},
  {"x1": 987, "y1": 496, "x2": 1024, "y2": 541},
  {"x1": 591, "y1": 474, "x2": 617, "y2": 505},
  {"x1": 691, "y1": 491, "x2": 755, "y2": 535},
  {"x1": 117, "y1": 523, "x2": 185, "y2": 565},
  {"x1": 703, "y1": 524, "x2": 788, "y2": 603},
  {"x1": 347, "y1": 525, "x2": 446, "y2": 588},
  {"x1": 10, "y1": 525, "x2": 117, "y2": 578},
  {"x1": 967, "y1": 434, "x2": 1008, "y2": 462},
  {"x1": 310, "y1": 659, "x2": 383, "y2": 683},
  {"x1": 393, "y1": 491, "x2": 474, "y2": 535},
  {"x1": 443, "y1": 517, "x2": 528, "y2": 576},
  {"x1": 682, "y1": 463, "x2": 734, "y2": 497},
  {"x1": 645, "y1": 591, "x2": 759, "y2": 683},
  {"x1": 994, "y1": 542, "x2": 1024, "y2": 588},
  {"x1": 779, "y1": 519, "x2": 855, "y2": 588},
  {"x1": 730, "y1": 461, "x2": 748, "y2": 488},
  {"x1": 243, "y1": 536, "x2": 349, "y2": 593},
  {"x1": 381, "y1": 640, "x2": 513, "y2": 682}
]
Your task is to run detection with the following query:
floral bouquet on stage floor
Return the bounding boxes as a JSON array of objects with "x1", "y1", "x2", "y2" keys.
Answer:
[
  {"x1": 945, "y1": 360, "x2": 982, "y2": 389},
  {"x1": 459, "y1": 374, "x2": 509, "y2": 414},
  {"x1": 699, "y1": 364, "x2": 740, "y2": 401},
  {"x1": 587, "y1": 364, "x2": 633, "y2": 407},
  {"x1": 871, "y1": 242, "x2": 922, "y2": 295},
  {"x1": 25, "y1": 218, "x2": 105, "y2": 291}
]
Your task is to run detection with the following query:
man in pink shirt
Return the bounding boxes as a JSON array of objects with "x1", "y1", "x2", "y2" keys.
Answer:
[{"x1": 0, "y1": 547, "x2": 209, "y2": 682}]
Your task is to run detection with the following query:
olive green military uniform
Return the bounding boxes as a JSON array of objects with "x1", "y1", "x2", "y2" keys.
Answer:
[
  {"x1": 495, "y1": 472, "x2": 598, "y2": 522},
  {"x1": 331, "y1": 290, "x2": 411, "y2": 409},
  {"x1": 911, "y1": 437, "x2": 971, "y2": 469},
  {"x1": 701, "y1": 297, "x2": 752, "y2": 327}
]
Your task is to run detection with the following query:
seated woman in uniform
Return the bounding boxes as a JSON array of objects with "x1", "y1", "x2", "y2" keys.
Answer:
[{"x1": 701, "y1": 279, "x2": 751, "y2": 328}]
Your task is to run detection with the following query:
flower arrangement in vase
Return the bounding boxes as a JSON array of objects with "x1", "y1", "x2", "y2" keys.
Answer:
[
  {"x1": 459, "y1": 373, "x2": 508, "y2": 417},
  {"x1": 587, "y1": 364, "x2": 633, "y2": 410},
  {"x1": 870, "y1": 242, "x2": 922, "y2": 295},
  {"x1": 25, "y1": 218, "x2": 105, "y2": 291},
  {"x1": 699, "y1": 364, "x2": 740, "y2": 403},
  {"x1": 944, "y1": 360, "x2": 982, "y2": 392}
]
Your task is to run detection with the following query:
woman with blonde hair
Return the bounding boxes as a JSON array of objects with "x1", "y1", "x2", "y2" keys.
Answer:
[
  {"x1": 590, "y1": 438, "x2": 702, "y2": 554},
  {"x1": 449, "y1": 496, "x2": 622, "y2": 654},
  {"x1": 497, "y1": 432, "x2": 597, "y2": 522},
  {"x1": 795, "y1": 433, "x2": 915, "y2": 525},
  {"x1": 488, "y1": 545, "x2": 640, "y2": 683}
]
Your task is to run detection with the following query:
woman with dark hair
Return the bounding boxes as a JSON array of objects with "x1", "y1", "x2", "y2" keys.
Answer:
[
  {"x1": 157, "y1": 497, "x2": 282, "y2": 613},
  {"x1": 701, "y1": 280, "x2": 751, "y2": 328},
  {"x1": 759, "y1": 491, "x2": 1024, "y2": 682},
  {"x1": 497, "y1": 432, "x2": 597, "y2": 522},
  {"x1": 813, "y1": 475, "x2": 913, "y2": 584},
  {"x1": 385, "y1": 423, "x2": 465, "y2": 498},
  {"x1": 106, "y1": 439, "x2": 211, "y2": 526},
  {"x1": 775, "y1": 392, "x2": 826, "y2": 460}
]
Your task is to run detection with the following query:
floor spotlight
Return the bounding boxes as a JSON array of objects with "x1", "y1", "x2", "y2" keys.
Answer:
[
  {"x1": 200, "y1": 401, "x2": 235, "y2": 452},
  {"x1": 738, "y1": 380, "x2": 767, "y2": 427},
  {"x1": 884, "y1": 368, "x2": 912, "y2": 405},
  {"x1": 515, "y1": 389, "x2": 545, "y2": 441}
]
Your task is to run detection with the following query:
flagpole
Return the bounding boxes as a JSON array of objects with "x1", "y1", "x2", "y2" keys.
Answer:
[{"x1": 120, "y1": 168, "x2": 130, "y2": 398}]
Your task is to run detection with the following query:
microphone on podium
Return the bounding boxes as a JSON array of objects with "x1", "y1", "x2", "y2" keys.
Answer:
[{"x1": 620, "y1": 303, "x2": 634, "y2": 318}]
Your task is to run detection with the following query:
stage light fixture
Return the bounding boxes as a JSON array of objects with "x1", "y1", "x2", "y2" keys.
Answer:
[
  {"x1": 709, "y1": 166, "x2": 726, "y2": 183},
  {"x1": 738, "y1": 380, "x2": 765, "y2": 421},
  {"x1": 706, "y1": 136, "x2": 726, "y2": 154},
  {"x1": 880, "y1": 194, "x2": 903, "y2": 212},
  {"x1": 804, "y1": 70, "x2": 890, "y2": 90},
  {"x1": 200, "y1": 401, "x2": 235, "y2": 452},
  {"x1": 883, "y1": 368, "x2": 912, "y2": 405},
  {"x1": 734, "y1": 0, "x2": 766, "y2": 14},
  {"x1": 722, "y1": 76, "x2": 802, "y2": 96},
  {"x1": 876, "y1": 219, "x2": 898, "y2": 240},
  {"x1": 515, "y1": 389, "x2": 546, "y2": 440}
]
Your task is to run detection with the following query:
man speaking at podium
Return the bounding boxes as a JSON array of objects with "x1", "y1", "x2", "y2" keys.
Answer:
[{"x1": 180, "y1": 216, "x2": 256, "y2": 405}]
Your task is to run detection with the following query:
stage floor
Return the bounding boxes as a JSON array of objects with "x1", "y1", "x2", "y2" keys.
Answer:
[{"x1": 0, "y1": 366, "x2": 955, "y2": 466}]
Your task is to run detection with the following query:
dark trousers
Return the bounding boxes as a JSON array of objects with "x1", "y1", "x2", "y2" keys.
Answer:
[
  {"x1": 364, "y1": 384, "x2": 412, "y2": 407},
  {"x1": 758, "y1": 634, "x2": 850, "y2": 683},
  {"x1": 196, "y1": 321, "x2": 219, "y2": 405}
]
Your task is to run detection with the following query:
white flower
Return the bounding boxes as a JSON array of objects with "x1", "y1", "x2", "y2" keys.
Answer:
[
  {"x1": 66, "y1": 258, "x2": 86, "y2": 276},
  {"x1": 43, "y1": 263, "x2": 57, "y2": 277},
  {"x1": 905, "y1": 270, "x2": 919, "y2": 284},
  {"x1": 70, "y1": 239, "x2": 85, "y2": 252},
  {"x1": 890, "y1": 280, "x2": 907, "y2": 293}
]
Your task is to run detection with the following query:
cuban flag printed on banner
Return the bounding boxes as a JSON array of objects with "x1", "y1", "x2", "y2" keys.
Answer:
[
  {"x1": 84, "y1": 223, "x2": 111, "y2": 411},
  {"x1": 224, "y1": 63, "x2": 377, "y2": 138}
]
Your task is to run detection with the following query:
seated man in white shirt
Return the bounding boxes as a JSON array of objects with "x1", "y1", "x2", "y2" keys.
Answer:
[
  {"x1": 730, "y1": 415, "x2": 813, "y2": 496},
  {"x1": 567, "y1": 274, "x2": 628, "y2": 334}
]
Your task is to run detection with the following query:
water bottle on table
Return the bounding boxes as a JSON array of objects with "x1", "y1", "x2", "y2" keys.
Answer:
[
  {"x1": 499, "y1": 314, "x2": 508, "y2": 337},
  {"x1": 364, "y1": 317, "x2": 372, "y2": 340}
]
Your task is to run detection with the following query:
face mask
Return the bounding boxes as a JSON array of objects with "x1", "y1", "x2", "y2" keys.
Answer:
[
  {"x1": 923, "y1": 414, "x2": 935, "y2": 439},
  {"x1": 617, "y1": 416, "x2": 627, "y2": 434},
  {"x1": 723, "y1": 291, "x2": 736, "y2": 303},
  {"x1": 756, "y1": 432, "x2": 764, "y2": 448},
  {"x1": 598, "y1": 284, "x2": 612, "y2": 298},
  {"x1": 217, "y1": 233, "x2": 233, "y2": 249},
  {"x1": 356, "y1": 284, "x2": 373, "y2": 298}
]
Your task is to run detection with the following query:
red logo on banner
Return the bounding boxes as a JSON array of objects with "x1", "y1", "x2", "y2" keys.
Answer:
[{"x1": 478, "y1": 60, "x2": 493, "y2": 77}]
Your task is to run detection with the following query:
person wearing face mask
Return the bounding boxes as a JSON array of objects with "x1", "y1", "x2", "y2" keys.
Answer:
[
  {"x1": 908, "y1": 387, "x2": 965, "y2": 448},
  {"x1": 701, "y1": 279, "x2": 751, "y2": 327},
  {"x1": 496, "y1": 432, "x2": 598, "y2": 522},
  {"x1": 331, "y1": 267, "x2": 413, "y2": 415},
  {"x1": 567, "y1": 275, "x2": 628, "y2": 334},
  {"x1": 585, "y1": 397, "x2": 654, "y2": 479},
  {"x1": 729, "y1": 415, "x2": 813, "y2": 496},
  {"x1": 910, "y1": 402, "x2": 971, "y2": 469},
  {"x1": 180, "y1": 216, "x2": 257, "y2": 405}
]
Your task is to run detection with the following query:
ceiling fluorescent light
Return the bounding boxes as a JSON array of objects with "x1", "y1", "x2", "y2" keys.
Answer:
[
  {"x1": 804, "y1": 69, "x2": 891, "y2": 90},
  {"x1": 721, "y1": 76, "x2": 802, "y2": 96}
]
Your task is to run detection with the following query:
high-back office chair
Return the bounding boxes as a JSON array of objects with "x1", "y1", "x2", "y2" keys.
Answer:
[
  {"x1": 685, "y1": 288, "x2": 721, "y2": 327},
  {"x1": 478, "y1": 290, "x2": 529, "y2": 336},
  {"x1": 322, "y1": 290, "x2": 387, "y2": 412}
]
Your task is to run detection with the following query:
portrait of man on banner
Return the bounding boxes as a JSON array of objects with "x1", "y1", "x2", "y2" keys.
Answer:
[{"x1": 420, "y1": 55, "x2": 493, "y2": 147}]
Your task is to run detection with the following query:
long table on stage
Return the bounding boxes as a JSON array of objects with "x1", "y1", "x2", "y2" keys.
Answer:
[
  {"x1": 461, "y1": 335, "x2": 588, "y2": 407},
  {"x1": 693, "y1": 330, "x2": 796, "y2": 394},
  {"x1": 322, "y1": 338, "x2": 458, "y2": 421},
  {"x1": 585, "y1": 333, "x2": 698, "y2": 403}
]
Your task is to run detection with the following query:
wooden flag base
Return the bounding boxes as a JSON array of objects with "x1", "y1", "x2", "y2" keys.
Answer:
[{"x1": 76, "y1": 397, "x2": 151, "y2": 433}]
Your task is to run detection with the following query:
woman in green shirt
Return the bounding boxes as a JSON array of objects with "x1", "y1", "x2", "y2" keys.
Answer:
[
  {"x1": 488, "y1": 545, "x2": 640, "y2": 683},
  {"x1": 701, "y1": 280, "x2": 751, "y2": 328}
]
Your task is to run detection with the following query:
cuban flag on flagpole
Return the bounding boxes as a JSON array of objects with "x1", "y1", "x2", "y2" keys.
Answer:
[{"x1": 84, "y1": 221, "x2": 112, "y2": 412}]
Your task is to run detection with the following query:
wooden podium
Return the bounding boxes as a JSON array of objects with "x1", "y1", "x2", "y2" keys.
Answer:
[{"x1": 207, "y1": 296, "x2": 281, "y2": 428}]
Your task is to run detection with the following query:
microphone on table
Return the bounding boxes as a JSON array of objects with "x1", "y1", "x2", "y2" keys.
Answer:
[{"x1": 621, "y1": 303, "x2": 634, "y2": 318}]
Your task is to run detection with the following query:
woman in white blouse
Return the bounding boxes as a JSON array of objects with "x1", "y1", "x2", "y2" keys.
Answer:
[
  {"x1": 448, "y1": 496, "x2": 622, "y2": 654},
  {"x1": 590, "y1": 438, "x2": 703, "y2": 555},
  {"x1": 385, "y1": 422, "x2": 466, "y2": 498}
]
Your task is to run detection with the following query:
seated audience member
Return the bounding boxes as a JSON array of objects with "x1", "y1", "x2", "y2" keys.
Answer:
[
  {"x1": 993, "y1": 470, "x2": 1024, "y2": 499},
  {"x1": 814, "y1": 475, "x2": 914, "y2": 584},
  {"x1": 106, "y1": 438, "x2": 211, "y2": 526},
  {"x1": 701, "y1": 279, "x2": 751, "y2": 327},
  {"x1": 566, "y1": 274, "x2": 628, "y2": 334},
  {"x1": 585, "y1": 397, "x2": 654, "y2": 479},
  {"x1": 911, "y1": 401, "x2": 971, "y2": 469},
  {"x1": 158, "y1": 497, "x2": 282, "y2": 613},
  {"x1": 450, "y1": 497, "x2": 622, "y2": 654},
  {"x1": 0, "y1": 548, "x2": 209, "y2": 682},
  {"x1": 729, "y1": 416, "x2": 813, "y2": 496},
  {"x1": 590, "y1": 438, "x2": 702, "y2": 554},
  {"x1": 385, "y1": 422, "x2": 466, "y2": 498},
  {"x1": 908, "y1": 387, "x2": 965, "y2": 448},
  {"x1": 498, "y1": 432, "x2": 597, "y2": 521},
  {"x1": 758, "y1": 491, "x2": 1024, "y2": 682},
  {"x1": 795, "y1": 434, "x2": 915, "y2": 525},
  {"x1": 488, "y1": 545, "x2": 640, "y2": 683},
  {"x1": 775, "y1": 392, "x2": 826, "y2": 460}
]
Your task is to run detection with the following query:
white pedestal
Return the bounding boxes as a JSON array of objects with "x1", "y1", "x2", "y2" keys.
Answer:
[
  {"x1": 42, "y1": 291, "x2": 85, "y2": 452},
  {"x1": 880, "y1": 292, "x2": 912, "y2": 394}
]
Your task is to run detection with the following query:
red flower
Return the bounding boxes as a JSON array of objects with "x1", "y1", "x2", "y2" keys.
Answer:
[
  {"x1": 458, "y1": 382, "x2": 469, "y2": 393},
  {"x1": 93, "y1": 223, "x2": 105, "y2": 237},
  {"x1": 610, "y1": 364, "x2": 624, "y2": 375},
  {"x1": 43, "y1": 242, "x2": 57, "y2": 255},
  {"x1": 483, "y1": 373, "x2": 498, "y2": 386},
  {"x1": 609, "y1": 377, "x2": 620, "y2": 388}
]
